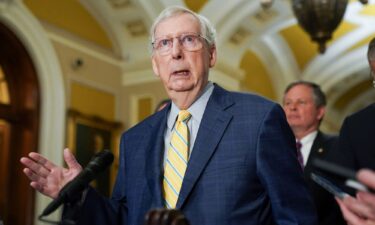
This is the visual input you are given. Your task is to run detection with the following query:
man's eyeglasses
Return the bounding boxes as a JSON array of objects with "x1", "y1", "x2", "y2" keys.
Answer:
[{"x1": 152, "y1": 33, "x2": 208, "y2": 55}]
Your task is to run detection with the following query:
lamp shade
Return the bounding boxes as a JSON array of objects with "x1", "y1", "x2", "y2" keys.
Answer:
[{"x1": 292, "y1": 0, "x2": 348, "y2": 53}]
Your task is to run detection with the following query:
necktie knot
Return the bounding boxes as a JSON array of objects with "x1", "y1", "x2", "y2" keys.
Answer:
[
  {"x1": 177, "y1": 110, "x2": 191, "y2": 123},
  {"x1": 296, "y1": 141, "x2": 302, "y2": 150}
]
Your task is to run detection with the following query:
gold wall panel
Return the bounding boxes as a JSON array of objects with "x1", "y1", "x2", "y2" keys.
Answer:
[
  {"x1": 71, "y1": 82, "x2": 115, "y2": 121},
  {"x1": 240, "y1": 50, "x2": 276, "y2": 100},
  {"x1": 184, "y1": 0, "x2": 208, "y2": 12},
  {"x1": 280, "y1": 25, "x2": 317, "y2": 70},
  {"x1": 334, "y1": 79, "x2": 372, "y2": 110},
  {"x1": 138, "y1": 97, "x2": 152, "y2": 122}
]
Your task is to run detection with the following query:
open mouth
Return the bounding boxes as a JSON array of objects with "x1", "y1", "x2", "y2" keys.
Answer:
[{"x1": 172, "y1": 70, "x2": 190, "y2": 76}]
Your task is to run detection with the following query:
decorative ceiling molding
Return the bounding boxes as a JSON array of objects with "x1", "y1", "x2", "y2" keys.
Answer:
[
  {"x1": 311, "y1": 45, "x2": 369, "y2": 89},
  {"x1": 124, "y1": 19, "x2": 148, "y2": 37},
  {"x1": 122, "y1": 68, "x2": 158, "y2": 86},
  {"x1": 107, "y1": 0, "x2": 131, "y2": 8},
  {"x1": 45, "y1": 22, "x2": 124, "y2": 67},
  {"x1": 259, "y1": 35, "x2": 300, "y2": 89},
  {"x1": 229, "y1": 27, "x2": 251, "y2": 45},
  {"x1": 80, "y1": 0, "x2": 128, "y2": 57},
  {"x1": 252, "y1": 8, "x2": 278, "y2": 24}
]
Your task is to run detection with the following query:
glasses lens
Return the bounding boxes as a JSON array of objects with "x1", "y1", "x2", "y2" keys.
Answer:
[
  {"x1": 181, "y1": 34, "x2": 202, "y2": 51},
  {"x1": 154, "y1": 38, "x2": 172, "y2": 55},
  {"x1": 153, "y1": 33, "x2": 205, "y2": 55}
]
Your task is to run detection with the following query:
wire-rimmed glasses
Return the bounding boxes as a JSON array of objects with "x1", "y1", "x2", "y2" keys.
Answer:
[{"x1": 152, "y1": 33, "x2": 208, "y2": 56}]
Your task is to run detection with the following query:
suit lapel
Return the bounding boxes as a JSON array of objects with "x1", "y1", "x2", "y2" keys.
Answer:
[
  {"x1": 177, "y1": 85, "x2": 234, "y2": 208},
  {"x1": 304, "y1": 131, "x2": 325, "y2": 176},
  {"x1": 145, "y1": 108, "x2": 169, "y2": 208}
]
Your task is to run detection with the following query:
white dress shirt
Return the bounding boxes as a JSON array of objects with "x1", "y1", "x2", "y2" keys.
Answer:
[{"x1": 297, "y1": 131, "x2": 318, "y2": 166}]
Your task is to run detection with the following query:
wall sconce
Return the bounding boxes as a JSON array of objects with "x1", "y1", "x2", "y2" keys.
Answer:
[{"x1": 291, "y1": 0, "x2": 368, "y2": 54}]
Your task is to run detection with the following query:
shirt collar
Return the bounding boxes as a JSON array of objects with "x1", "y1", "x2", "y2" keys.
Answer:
[
  {"x1": 298, "y1": 130, "x2": 318, "y2": 146},
  {"x1": 167, "y1": 82, "x2": 214, "y2": 130}
]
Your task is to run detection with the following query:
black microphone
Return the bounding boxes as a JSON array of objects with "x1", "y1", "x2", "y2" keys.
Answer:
[{"x1": 40, "y1": 149, "x2": 114, "y2": 217}]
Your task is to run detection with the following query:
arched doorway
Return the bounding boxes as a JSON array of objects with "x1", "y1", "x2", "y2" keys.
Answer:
[{"x1": 0, "y1": 22, "x2": 40, "y2": 225}]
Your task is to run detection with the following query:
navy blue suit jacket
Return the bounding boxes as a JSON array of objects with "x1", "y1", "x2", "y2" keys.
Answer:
[
  {"x1": 72, "y1": 85, "x2": 317, "y2": 225},
  {"x1": 336, "y1": 103, "x2": 375, "y2": 171}
]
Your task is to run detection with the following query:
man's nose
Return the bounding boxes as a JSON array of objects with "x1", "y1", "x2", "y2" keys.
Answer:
[
  {"x1": 171, "y1": 38, "x2": 183, "y2": 59},
  {"x1": 289, "y1": 102, "x2": 298, "y2": 110}
]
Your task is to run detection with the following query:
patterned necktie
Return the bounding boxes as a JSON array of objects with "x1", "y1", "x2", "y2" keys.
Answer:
[
  {"x1": 296, "y1": 141, "x2": 304, "y2": 170},
  {"x1": 163, "y1": 110, "x2": 191, "y2": 208}
]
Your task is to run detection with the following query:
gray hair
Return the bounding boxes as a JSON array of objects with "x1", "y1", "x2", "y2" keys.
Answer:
[
  {"x1": 150, "y1": 6, "x2": 216, "y2": 51},
  {"x1": 368, "y1": 37, "x2": 375, "y2": 62},
  {"x1": 284, "y1": 81, "x2": 327, "y2": 108}
]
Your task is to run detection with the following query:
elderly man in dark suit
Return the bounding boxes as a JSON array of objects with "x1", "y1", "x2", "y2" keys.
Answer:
[
  {"x1": 283, "y1": 81, "x2": 346, "y2": 225},
  {"x1": 20, "y1": 6, "x2": 317, "y2": 225}
]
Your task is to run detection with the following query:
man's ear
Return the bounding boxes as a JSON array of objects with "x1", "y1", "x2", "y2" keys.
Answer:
[
  {"x1": 152, "y1": 56, "x2": 160, "y2": 77},
  {"x1": 317, "y1": 106, "x2": 326, "y2": 120},
  {"x1": 209, "y1": 45, "x2": 217, "y2": 68}
]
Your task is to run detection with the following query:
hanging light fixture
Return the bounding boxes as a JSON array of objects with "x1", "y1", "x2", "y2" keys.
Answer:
[
  {"x1": 260, "y1": 0, "x2": 274, "y2": 9},
  {"x1": 291, "y1": 0, "x2": 368, "y2": 54},
  {"x1": 291, "y1": 0, "x2": 348, "y2": 53}
]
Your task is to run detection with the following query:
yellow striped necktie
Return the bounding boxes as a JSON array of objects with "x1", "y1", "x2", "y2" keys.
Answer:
[{"x1": 163, "y1": 110, "x2": 191, "y2": 208}]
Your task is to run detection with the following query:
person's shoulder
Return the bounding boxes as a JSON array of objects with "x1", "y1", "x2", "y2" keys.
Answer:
[
  {"x1": 231, "y1": 91, "x2": 274, "y2": 103},
  {"x1": 319, "y1": 130, "x2": 338, "y2": 139},
  {"x1": 122, "y1": 110, "x2": 166, "y2": 136},
  {"x1": 318, "y1": 131, "x2": 338, "y2": 143},
  {"x1": 229, "y1": 90, "x2": 280, "y2": 112},
  {"x1": 216, "y1": 85, "x2": 276, "y2": 107},
  {"x1": 212, "y1": 88, "x2": 286, "y2": 123}
]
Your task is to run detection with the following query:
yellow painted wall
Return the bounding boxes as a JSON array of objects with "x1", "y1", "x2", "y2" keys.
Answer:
[
  {"x1": 0, "y1": 66, "x2": 10, "y2": 104},
  {"x1": 138, "y1": 97, "x2": 152, "y2": 122},
  {"x1": 334, "y1": 79, "x2": 372, "y2": 110},
  {"x1": 240, "y1": 50, "x2": 276, "y2": 100},
  {"x1": 24, "y1": 0, "x2": 112, "y2": 49},
  {"x1": 281, "y1": 21, "x2": 355, "y2": 70},
  {"x1": 280, "y1": 25, "x2": 317, "y2": 70},
  {"x1": 330, "y1": 21, "x2": 356, "y2": 46},
  {"x1": 71, "y1": 82, "x2": 115, "y2": 121},
  {"x1": 184, "y1": 0, "x2": 208, "y2": 12},
  {"x1": 359, "y1": 3, "x2": 375, "y2": 16},
  {"x1": 121, "y1": 82, "x2": 167, "y2": 128}
]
